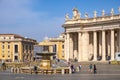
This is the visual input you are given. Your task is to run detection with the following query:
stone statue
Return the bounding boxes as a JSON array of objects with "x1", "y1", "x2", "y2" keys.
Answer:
[
  {"x1": 119, "y1": 7, "x2": 120, "y2": 13},
  {"x1": 94, "y1": 11, "x2": 97, "y2": 18},
  {"x1": 84, "y1": 12, "x2": 88, "y2": 18},
  {"x1": 102, "y1": 9, "x2": 105, "y2": 16},
  {"x1": 72, "y1": 8, "x2": 81, "y2": 19},
  {"x1": 111, "y1": 8, "x2": 114, "y2": 15},
  {"x1": 65, "y1": 13, "x2": 69, "y2": 21}
]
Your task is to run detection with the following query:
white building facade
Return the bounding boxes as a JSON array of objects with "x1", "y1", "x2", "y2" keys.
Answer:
[{"x1": 62, "y1": 8, "x2": 120, "y2": 62}]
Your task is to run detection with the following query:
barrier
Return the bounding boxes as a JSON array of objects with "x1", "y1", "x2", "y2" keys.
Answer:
[{"x1": 20, "y1": 67, "x2": 71, "y2": 74}]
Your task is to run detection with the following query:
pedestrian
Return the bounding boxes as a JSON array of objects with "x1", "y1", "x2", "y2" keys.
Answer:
[
  {"x1": 79, "y1": 64, "x2": 82, "y2": 71},
  {"x1": 89, "y1": 64, "x2": 92, "y2": 72},
  {"x1": 70, "y1": 64, "x2": 75, "y2": 73},
  {"x1": 34, "y1": 66, "x2": 37, "y2": 74},
  {"x1": 93, "y1": 64, "x2": 97, "y2": 74}
]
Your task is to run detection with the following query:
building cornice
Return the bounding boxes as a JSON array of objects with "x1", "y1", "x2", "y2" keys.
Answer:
[{"x1": 63, "y1": 14, "x2": 120, "y2": 27}]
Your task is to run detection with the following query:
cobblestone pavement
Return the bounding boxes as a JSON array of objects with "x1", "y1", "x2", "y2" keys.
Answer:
[{"x1": 0, "y1": 64, "x2": 120, "y2": 80}]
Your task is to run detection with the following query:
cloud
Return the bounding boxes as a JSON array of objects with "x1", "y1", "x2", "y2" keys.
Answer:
[{"x1": 0, "y1": 0, "x2": 64, "y2": 41}]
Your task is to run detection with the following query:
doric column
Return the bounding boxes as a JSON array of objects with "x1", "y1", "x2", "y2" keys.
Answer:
[
  {"x1": 69, "y1": 34, "x2": 73, "y2": 59},
  {"x1": 78, "y1": 32, "x2": 82, "y2": 61},
  {"x1": 65, "y1": 33, "x2": 70, "y2": 61},
  {"x1": 73, "y1": 33, "x2": 78, "y2": 59},
  {"x1": 82, "y1": 32, "x2": 89, "y2": 61},
  {"x1": 102, "y1": 30, "x2": 106, "y2": 61},
  {"x1": 119, "y1": 30, "x2": 120, "y2": 52},
  {"x1": 111, "y1": 30, "x2": 115, "y2": 61},
  {"x1": 117, "y1": 31, "x2": 119, "y2": 52},
  {"x1": 89, "y1": 32, "x2": 93, "y2": 57},
  {"x1": 108, "y1": 31, "x2": 111, "y2": 56},
  {"x1": 99, "y1": 32, "x2": 102, "y2": 56},
  {"x1": 93, "y1": 31, "x2": 97, "y2": 61}
]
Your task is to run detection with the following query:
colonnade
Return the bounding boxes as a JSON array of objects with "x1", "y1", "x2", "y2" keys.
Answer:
[{"x1": 64, "y1": 29, "x2": 120, "y2": 61}]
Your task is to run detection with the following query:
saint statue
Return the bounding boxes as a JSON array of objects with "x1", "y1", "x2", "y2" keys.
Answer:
[
  {"x1": 102, "y1": 10, "x2": 105, "y2": 16},
  {"x1": 118, "y1": 7, "x2": 120, "y2": 13},
  {"x1": 65, "y1": 13, "x2": 69, "y2": 21},
  {"x1": 94, "y1": 11, "x2": 97, "y2": 18},
  {"x1": 84, "y1": 12, "x2": 88, "y2": 18},
  {"x1": 111, "y1": 8, "x2": 114, "y2": 15},
  {"x1": 72, "y1": 8, "x2": 81, "y2": 19}
]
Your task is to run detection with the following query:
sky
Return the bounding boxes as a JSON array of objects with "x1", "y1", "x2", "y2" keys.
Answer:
[{"x1": 0, "y1": 0, "x2": 120, "y2": 42}]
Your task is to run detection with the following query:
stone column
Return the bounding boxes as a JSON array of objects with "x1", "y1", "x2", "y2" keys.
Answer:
[
  {"x1": 65, "y1": 33, "x2": 70, "y2": 61},
  {"x1": 69, "y1": 34, "x2": 73, "y2": 59},
  {"x1": 117, "y1": 31, "x2": 119, "y2": 52},
  {"x1": 82, "y1": 32, "x2": 89, "y2": 61},
  {"x1": 93, "y1": 31, "x2": 97, "y2": 61},
  {"x1": 99, "y1": 32, "x2": 102, "y2": 56},
  {"x1": 73, "y1": 33, "x2": 78, "y2": 59},
  {"x1": 108, "y1": 31, "x2": 111, "y2": 56},
  {"x1": 78, "y1": 32, "x2": 82, "y2": 61},
  {"x1": 111, "y1": 30, "x2": 115, "y2": 61},
  {"x1": 119, "y1": 30, "x2": 120, "y2": 52},
  {"x1": 89, "y1": 32, "x2": 93, "y2": 58},
  {"x1": 102, "y1": 30, "x2": 106, "y2": 61}
]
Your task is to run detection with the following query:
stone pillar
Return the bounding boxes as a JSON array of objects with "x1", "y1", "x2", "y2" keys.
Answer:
[
  {"x1": 65, "y1": 33, "x2": 70, "y2": 61},
  {"x1": 89, "y1": 32, "x2": 93, "y2": 58},
  {"x1": 82, "y1": 32, "x2": 89, "y2": 61},
  {"x1": 111, "y1": 30, "x2": 115, "y2": 61},
  {"x1": 107, "y1": 31, "x2": 111, "y2": 56},
  {"x1": 119, "y1": 30, "x2": 120, "y2": 52},
  {"x1": 93, "y1": 31, "x2": 97, "y2": 61},
  {"x1": 102, "y1": 30, "x2": 106, "y2": 61},
  {"x1": 73, "y1": 33, "x2": 78, "y2": 59},
  {"x1": 116, "y1": 31, "x2": 119, "y2": 52},
  {"x1": 99, "y1": 32, "x2": 102, "y2": 56},
  {"x1": 69, "y1": 34, "x2": 73, "y2": 59},
  {"x1": 78, "y1": 32, "x2": 82, "y2": 61}
]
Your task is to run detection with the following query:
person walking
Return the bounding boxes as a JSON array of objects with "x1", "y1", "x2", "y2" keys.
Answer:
[
  {"x1": 70, "y1": 64, "x2": 75, "y2": 73},
  {"x1": 79, "y1": 64, "x2": 82, "y2": 71},
  {"x1": 89, "y1": 64, "x2": 93, "y2": 72},
  {"x1": 93, "y1": 64, "x2": 97, "y2": 74},
  {"x1": 34, "y1": 66, "x2": 38, "y2": 74}
]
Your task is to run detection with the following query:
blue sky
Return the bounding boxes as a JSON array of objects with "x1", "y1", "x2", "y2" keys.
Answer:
[{"x1": 0, "y1": 0, "x2": 120, "y2": 41}]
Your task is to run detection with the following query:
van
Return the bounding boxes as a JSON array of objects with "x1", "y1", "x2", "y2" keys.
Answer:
[{"x1": 115, "y1": 52, "x2": 120, "y2": 61}]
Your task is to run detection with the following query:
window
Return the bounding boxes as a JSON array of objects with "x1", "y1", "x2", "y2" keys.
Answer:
[
  {"x1": 8, "y1": 55, "x2": 10, "y2": 57},
  {"x1": 43, "y1": 46, "x2": 49, "y2": 52},
  {"x1": 14, "y1": 45, "x2": 18, "y2": 53},
  {"x1": 14, "y1": 56, "x2": 18, "y2": 60},
  {"x1": 2, "y1": 55, "x2": 4, "y2": 57},
  {"x1": 53, "y1": 44, "x2": 56, "y2": 52},
  {"x1": 8, "y1": 45, "x2": 10, "y2": 49},
  {"x1": 118, "y1": 54, "x2": 120, "y2": 57},
  {"x1": 62, "y1": 45, "x2": 64, "y2": 49},
  {"x1": 2, "y1": 45, "x2": 4, "y2": 49}
]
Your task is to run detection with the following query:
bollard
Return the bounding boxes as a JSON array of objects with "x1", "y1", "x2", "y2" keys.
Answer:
[
  {"x1": 62, "y1": 69, "x2": 64, "y2": 74},
  {"x1": 69, "y1": 67, "x2": 72, "y2": 74},
  {"x1": 11, "y1": 67, "x2": 14, "y2": 73}
]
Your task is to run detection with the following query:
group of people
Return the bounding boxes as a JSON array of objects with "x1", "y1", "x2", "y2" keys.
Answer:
[
  {"x1": 89, "y1": 64, "x2": 97, "y2": 74},
  {"x1": 70, "y1": 63, "x2": 97, "y2": 74}
]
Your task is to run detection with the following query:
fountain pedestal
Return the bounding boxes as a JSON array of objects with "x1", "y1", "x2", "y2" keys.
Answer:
[{"x1": 36, "y1": 52, "x2": 56, "y2": 69}]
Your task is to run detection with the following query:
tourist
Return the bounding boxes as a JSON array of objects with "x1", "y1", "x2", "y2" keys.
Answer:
[
  {"x1": 70, "y1": 64, "x2": 75, "y2": 73},
  {"x1": 89, "y1": 64, "x2": 93, "y2": 72},
  {"x1": 79, "y1": 64, "x2": 82, "y2": 71},
  {"x1": 34, "y1": 66, "x2": 38, "y2": 74},
  {"x1": 93, "y1": 64, "x2": 97, "y2": 74}
]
